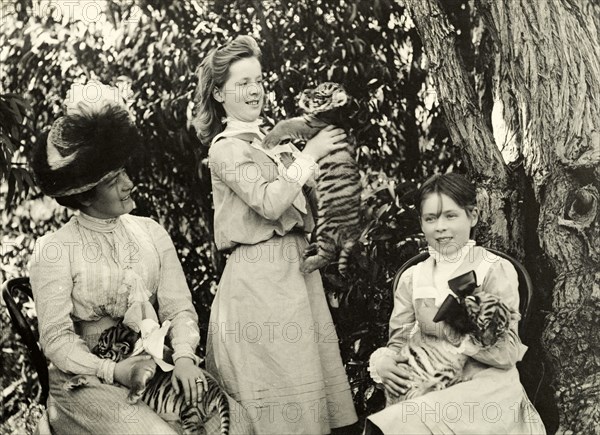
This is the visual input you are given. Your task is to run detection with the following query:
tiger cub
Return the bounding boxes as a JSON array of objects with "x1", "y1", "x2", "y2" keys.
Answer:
[
  {"x1": 66, "y1": 322, "x2": 230, "y2": 435},
  {"x1": 385, "y1": 292, "x2": 519, "y2": 405},
  {"x1": 262, "y1": 82, "x2": 362, "y2": 275}
]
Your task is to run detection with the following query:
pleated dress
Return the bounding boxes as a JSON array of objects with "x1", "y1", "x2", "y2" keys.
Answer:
[{"x1": 205, "y1": 126, "x2": 358, "y2": 434}]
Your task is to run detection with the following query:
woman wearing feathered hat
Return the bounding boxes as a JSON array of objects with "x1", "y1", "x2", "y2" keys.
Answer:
[{"x1": 29, "y1": 80, "x2": 209, "y2": 433}]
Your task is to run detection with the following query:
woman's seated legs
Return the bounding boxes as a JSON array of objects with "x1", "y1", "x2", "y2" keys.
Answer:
[{"x1": 48, "y1": 366, "x2": 177, "y2": 434}]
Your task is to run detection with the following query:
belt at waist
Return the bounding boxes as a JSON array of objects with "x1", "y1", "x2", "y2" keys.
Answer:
[
  {"x1": 222, "y1": 226, "x2": 308, "y2": 255},
  {"x1": 74, "y1": 316, "x2": 119, "y2": 350}
]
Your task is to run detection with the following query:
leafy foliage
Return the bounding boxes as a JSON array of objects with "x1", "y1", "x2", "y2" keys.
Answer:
[
  {"x1": 1, "y1": 0, "x2": 457, "y2": 426},
  {"x1": 0, "y1": 93, "x2": 36, "y2": 207}
]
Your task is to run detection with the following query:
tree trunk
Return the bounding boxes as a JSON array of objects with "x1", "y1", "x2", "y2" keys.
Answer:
[
  {"x1": 481, "y1": 0, "x2": 600, "y2": 433},
  {"x1": 401, "y1": 0, "x2": 524, "y2": 256},
  {"x1": 404, "y1": 0, "x2": 600, "y2": 432}
]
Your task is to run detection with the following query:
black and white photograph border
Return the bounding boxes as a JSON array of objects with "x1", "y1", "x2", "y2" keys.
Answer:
[{"x1": 1, "y1": 0, "x2": 598, "y2": 434}]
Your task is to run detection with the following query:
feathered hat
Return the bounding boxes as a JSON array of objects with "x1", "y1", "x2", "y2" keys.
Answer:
[{"x1": 32, "y1": 80, "x2": 140, "y2": 197}]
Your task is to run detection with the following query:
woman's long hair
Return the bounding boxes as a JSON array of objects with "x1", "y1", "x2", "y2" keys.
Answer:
[{"x1": 191, "y1": 35, "x2": 262, "y2": 146}]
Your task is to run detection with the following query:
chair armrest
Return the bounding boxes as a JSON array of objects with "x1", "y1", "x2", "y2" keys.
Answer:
[{"x1": 2, "y1": 277, "x2": 49, "y2": 405}]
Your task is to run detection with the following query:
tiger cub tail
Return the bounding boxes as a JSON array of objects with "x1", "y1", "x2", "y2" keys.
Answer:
[{"x1": 202, "y1": 373, "x2": 230, "y2": 435}]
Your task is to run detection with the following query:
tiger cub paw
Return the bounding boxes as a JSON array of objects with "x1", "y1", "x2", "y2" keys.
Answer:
[
  {"x1": 303, "y1": 243, "x2": 319, "y2": 258},
  {"x1": 261, "y1": 133, "x2": 281, "y2": 149},
  {"x1": 384, "y1": 390, "x2": 404, "y2": 407},
  {"x1": 127, "y1": 389, "x2": 144, "y2": 404},
  {"x1": 127, "y1": 359, "x2": 157, "y2": 404},
  {"x1": 412, "y1": 379, "x2": 444, "y2": 398},
  {"x1": 62, "y1": 375, "x2": 90, "y2": 391},
  {"x1": 300, "y1": 255, "x2": 329, "y2": 274}
]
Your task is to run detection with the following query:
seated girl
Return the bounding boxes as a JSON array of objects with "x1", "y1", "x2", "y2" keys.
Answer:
[{"x1": 365, "y1": 173, "x2": 546, "y2": 434}]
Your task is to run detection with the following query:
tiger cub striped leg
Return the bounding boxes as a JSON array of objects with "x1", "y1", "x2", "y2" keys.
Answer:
[
  {"x1": 337, "y1": 238, "x2": 359, "y2": 276},
  {"x1": 62, "y1": 375, "x2": 91, "y2": 391}
]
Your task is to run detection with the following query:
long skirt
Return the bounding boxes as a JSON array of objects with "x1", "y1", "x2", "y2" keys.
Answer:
[
  {"x1": 206, "y1": 233, "x2": 358, "y2": 434},
  {"x1": 366, "y1": 364, "x2": 546, "y2": 434}
]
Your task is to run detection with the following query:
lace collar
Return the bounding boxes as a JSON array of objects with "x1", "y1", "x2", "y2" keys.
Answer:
[{"x1": 76, "y1": 212, "x2": 121, "y2": 232}]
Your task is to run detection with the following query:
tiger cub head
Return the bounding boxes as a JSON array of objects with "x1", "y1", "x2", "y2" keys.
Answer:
[
  {"x1": 463, "y1": 293, "x2": 520, "y2": 347},
  {"x1": 298, "y1": 82, "x2": 350, "y2": 122},
  {"x1": 92, "y1": 321, "x2": 139, "y2": 362}
]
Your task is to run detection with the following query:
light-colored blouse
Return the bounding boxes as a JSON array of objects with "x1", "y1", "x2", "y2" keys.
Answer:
[
  {"x1": 29, "y1": 212, "x2": 200, "y2": 380},
  {"x1": 208, "y1": 131, "x2": 317, "y2": 251},
  {"x1": 368, "y1": 245, "x2": 546, "y2": 435},
  {"x1": 389, "y1": 245, "x2": 527, "y2": 370}
]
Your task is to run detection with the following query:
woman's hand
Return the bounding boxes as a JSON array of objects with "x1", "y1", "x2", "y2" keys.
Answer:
[
  {"x1": 302, "y1": 125, "x2": 349, "y2": 162},
  {"x1": 376, "y1": 353, "x2": 414, "y2": 398},
  {"x1": 114, "y1": 355, "x2": 154, "y2": 388},
  {"x1": 171, "y1": 357, "x2": 209, "y2": 405}
]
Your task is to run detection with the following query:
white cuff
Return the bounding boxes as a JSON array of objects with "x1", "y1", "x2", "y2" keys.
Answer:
[
  {"x1": 173, "y1": 344, "x2": 201, "y2": 366},
  {"x1": 96, "y1": 359, "x2": 116, "y2": 384},
  {"x1": 368, "y1": 347, "x2": 397, "y2": 384},
  {"x1": 281, "y1": 152, "x2": 318, "y2": 186}
]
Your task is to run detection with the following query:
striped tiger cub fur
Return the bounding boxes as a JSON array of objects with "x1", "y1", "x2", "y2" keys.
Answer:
[
  {"x1": 386, "y1": 292, "x2": 519, "y2": 405},
  {"x1": 65, "y1": 322, "x2": 229, "y2": 435},
  {"x1": 262, "y1": 82, "x2": 362, "y2": 275}
]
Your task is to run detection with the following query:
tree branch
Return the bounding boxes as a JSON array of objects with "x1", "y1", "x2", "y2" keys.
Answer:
[{"x1": 403, "y1": 0, "x2": 508, "y2": 184}]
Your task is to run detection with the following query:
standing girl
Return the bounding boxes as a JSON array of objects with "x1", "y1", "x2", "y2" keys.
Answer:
[
  {"x1": 365, "y1": 173, "x2": 546, "y2": 434},
  {"x1": 193, "y1": 35, "x2": 358, "y2": 434}
]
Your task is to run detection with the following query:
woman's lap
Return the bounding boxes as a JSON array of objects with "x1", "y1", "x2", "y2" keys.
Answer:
[
  {"x1": 367, "y1": 367, "x2": 546, "y2": 434},
  {"x1": 47, "y1": 366, "x2": 178, "y2": 434}
]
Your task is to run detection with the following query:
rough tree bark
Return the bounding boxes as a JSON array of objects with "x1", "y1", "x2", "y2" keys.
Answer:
[
  {"x1": 400, "y1": 0, "x2": 523, "y2": 256},
  {"x1": 403, "y1": 0, "x2": 600, "y2": 433}
]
